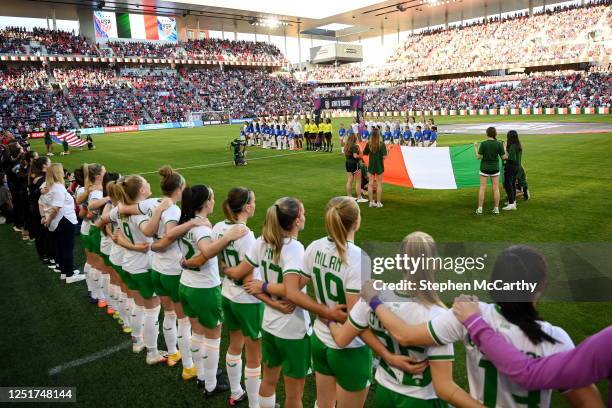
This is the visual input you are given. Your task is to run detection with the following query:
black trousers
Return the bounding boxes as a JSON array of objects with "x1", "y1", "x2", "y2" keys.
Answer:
[
  {"x1": 504, "y1": 164, "x2": 519, "y2": 205},
  {"x1": 53, "y1": 217, "x2": 76, "y2": 277}
]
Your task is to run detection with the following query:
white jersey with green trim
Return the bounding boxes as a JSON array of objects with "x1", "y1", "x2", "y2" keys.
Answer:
[
  {"x1": 245, "y1": 236, "x2": 311, "y2": 340},
  {"x1": 151, "y1": 204, "x2": 182, "y2": 276},
  {"x1": 77, "y1": 186, "x2": 90, "y2": 235},
  {"x1": 349, "y1": 295, "x2": 453, "y2": 400},
  {"x1": 109, "y1": 206, "x2": 152, "y2": 274},
  {"x1": 179, "y1": 220, "x2": 220, "y2": 289},
  {"x1": 108, "y1": 205, "x2": 125, "y2": 266},
  {"x1": 99, "y1": 205, "x2": 112, "y2": 255},
  {"x1": 303, "y1": 237, "x2": 368, "y2": 349},
  {"x1": 87, "y1": 189, "x2": 104, "y2": 223},
  {"x1": 212, "y1": 220, "x2": 261, "y2": 304},
  {"x1": 428, "y1": 302, "x2": 574, "y2": 408}
]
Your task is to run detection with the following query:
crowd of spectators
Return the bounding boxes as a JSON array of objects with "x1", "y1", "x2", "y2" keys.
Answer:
[
  {"x1": 0, "y1": 27, "x2": 29, "y2": 54},
  {"x1": 185, "y1": 68, "x2": 313, "y2": 118},
  {"x1": 103, "y1": 41, "x2": 184, "y2": 58},
  {"x1": 1, "y1": 63, "x2": 608, "y2": 132},
  {"x1": 0, "y1": 66, "x2": 71, "y2": 133},
  {"x1": 128, "y1": 70, "x2": 205, "y2": 123},
  {"x1": 183, "y1": 39, "x2": 287, "y2": 64},
  {"x1": 363, "y1": 71, "x2": 611, "y2": 111},
  {"x1": 1, "y1": 28, "x2": 288, "y2": 65},
  {"x1": 303, "y1": 1, "x2": 610, "y2": 82}
]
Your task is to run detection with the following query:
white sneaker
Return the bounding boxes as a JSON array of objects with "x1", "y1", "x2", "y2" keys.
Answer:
[
  {"x1": 132, "y1": 338, "x2": 145, "y2": 353},
  {"x1": 475, "y1": 208, "x2": 483, "y2": 215},
  {"x1": 356, "y1": 197, "x2": 368, "y2": 203},
  {"x1": 0, "y1": 216, "x2": 6, "y2": 224},
  {"x1": 502, "y1": 203, "x2": 517, "y2": 211},
  {"x1": 60, "y1": 274, "x2": 66, "y2": 280},
  {"x1": 53, "y1": 268, "x2": 61, "y2": 273},
  {"x1": 377, "y1": 202, "x2": 384, "y2": 208},
  {"x1": 66, "y1": 274, "x2": 86, "y2": 284},
  {"x1": 13, "y1": 226, "x2": 22, "y2": 232},
  {"x1": 492, "y1": 207, "x2": 500, "y2": 215},
  {"x1": 146, "y1": 351, "x2": 168, "y2": 365},
  {"x1": 47, "y1": 152, "x2": 54, "y2": 156},
  {"x1": 369, "y1": 201, "x2": 375, "y2": 208}
]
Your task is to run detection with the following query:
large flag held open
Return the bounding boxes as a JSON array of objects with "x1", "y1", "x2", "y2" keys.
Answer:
[
  {"x1": 359, "y1": 144, "x2": 481, "y2": 189},
  {"x1": 52, "y1": 131, "x2": 87, "y2": 148}
]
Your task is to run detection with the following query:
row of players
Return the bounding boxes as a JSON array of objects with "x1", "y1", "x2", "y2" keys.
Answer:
[{"x1": 240, "y1": 117, "x2": 439, "y2": 151}]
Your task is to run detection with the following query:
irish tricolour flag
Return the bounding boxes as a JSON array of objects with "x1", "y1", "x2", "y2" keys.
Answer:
[{"x1": 360, "y1": 144, "x2": 480, "y2": 189}]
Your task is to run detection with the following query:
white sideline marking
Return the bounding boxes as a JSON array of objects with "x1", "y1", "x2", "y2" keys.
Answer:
[
  {"x1": 140, "y1": 150, "x2": 310, "y2": 175},
  {"x1": 48, "y1": 341, "x2": 132, "y2": 376}
]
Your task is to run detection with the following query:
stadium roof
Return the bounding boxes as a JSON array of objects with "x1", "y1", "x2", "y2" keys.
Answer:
[{"x1": 6, "y1": 0, "x2": 578, "y2": 41}]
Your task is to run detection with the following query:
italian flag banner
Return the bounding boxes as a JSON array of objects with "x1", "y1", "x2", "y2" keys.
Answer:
[{"x1": 359, "y1": 144, "x2": 480, "y2": 189}]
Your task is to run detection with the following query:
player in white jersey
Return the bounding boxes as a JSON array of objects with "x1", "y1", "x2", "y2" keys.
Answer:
[
  {"x1": 351, "y1": 119, "x2": 359, "y2": 136},
  {"x1": 74, "y1": 167, "x2": 97, "y2": 300},
  {"x1": 144, "y1": 174, "x2": 214, "y2": 381},
  {"x1": 292, "y1": 117, "x2": 302, "y2": 150},
  {"x1": 80, "y1": 164, "x2": 108, "y2": 309},
  {"x1": 102, "y1": 180, "x2": 145, "y2": 335},
  {"x1": 330, "y1": 232, "x2": 480, "y2": 407},
  {"x1": 98, "y1": 172, "x2": 123, "y2": 322},
  {"x1": 176, "y1": 184, "x2": 248, "y2": 398},
  {"x1": 224, "y1": 197, "x2": 309, "y2": 408},
  {"x1": 361, "y1": 244, "x2": 603, "y2": 407},
  {"x1": 285, "y1": 197, "x2": 372, "y2": 408},
  {"x1": 102, "y1": 175, "x2": 171, "y2": 365},
  {"x1": 208, "y1": 188, "x2": 262, "y2": 406}
]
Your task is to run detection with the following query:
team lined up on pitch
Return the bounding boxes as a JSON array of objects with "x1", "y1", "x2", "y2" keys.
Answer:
[{"x1": 45, "y1": 162, "x2": 605, "y2": 408}]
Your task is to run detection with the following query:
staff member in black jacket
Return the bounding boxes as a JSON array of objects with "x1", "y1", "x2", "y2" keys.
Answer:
[{"x1": 502, "y1": 130, "x2": 522, "y2": 211}]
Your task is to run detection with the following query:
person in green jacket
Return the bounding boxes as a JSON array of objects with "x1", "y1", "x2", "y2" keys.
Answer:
[
  {"x1": 502, "y1": 130, "x2": 522, "y2": 210},
  {"x1": 363, "y1": 128, "x2": 387, "y2": 208},
  {"x1": 473, "y1": 127, "x2": 507, "y2": 215}
]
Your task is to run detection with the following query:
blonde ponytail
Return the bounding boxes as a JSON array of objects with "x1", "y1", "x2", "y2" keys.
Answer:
[
  {"x1": 399, "y1": 231, "x2": 444, "y2": 307},
  {"x1": 325, "y1": 196, "x2": 359, "y2": 263},
  {"x1": 262, "y1": 197, "x2": 301, "y2": 263}
]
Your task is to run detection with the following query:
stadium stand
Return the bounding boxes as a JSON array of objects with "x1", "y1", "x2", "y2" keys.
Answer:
[{"x1": 303, "y1": 1, "x2": 611, "y2": 82}]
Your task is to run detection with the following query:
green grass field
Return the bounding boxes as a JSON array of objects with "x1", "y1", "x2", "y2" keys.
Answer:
[{"x1": 1, "y1": 114, "x2": 610, "y2": 406}]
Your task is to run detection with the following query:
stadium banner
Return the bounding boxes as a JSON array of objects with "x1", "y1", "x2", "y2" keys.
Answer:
[
  {"x1": 230, "y1": 118, "x2": 254, "y2": 124},
  {"x1": 94, "y1": 11, "x2": 118, "y2": 39},
  {"x1": 557, "y1": 108, "x2": 568, "y2": 114},
  {"x1": 598, "y1": 107, "x2": 609, "y2": 114},
  {"x1": 499, "y1": 108, "x2": 507, "y2": 115},
  {"x1": 521, "y1": 108, "x2": 531, "y2": 115},
  {"x1": 478, "y1": 109, "x2": 486, "y2": 115},
  {"x1": 545, "y1": 108, "x2": 554, "y2": 115},
  {"x1": 139, "y1": 123, "x2": 173, "y2": 131},
  {"x1": 533, "y1": 108, "x2": 542, "y2": 115},
  {"x1": 584, "y1": 107, "x2": 595, "y2": 114},
  {"x1": 424, "y1": 110, "x2": 431, "y2": 116},
  {"x1": 78, "y1": 127, "x2": 105, "y2": 135},
  {"x1": 432, "y1": 110, "x2": 439, "y2": 116},
  {"x1": 358, "y1": 143, "x2": 480, "y2": 189},
  {"x1": 511, "y1": 108, "x2": 520, "y2": 115},
  {"x1": 449, "y1": 110, "x2": 457, "y2": 116},
  {"x1": 29, "y1": 131, "x2": 58, "y2": 139},
  {"x1": 571, "y1": 107, "x2": 581, "y2": 114},
  {"x1": 104, "y1": 125, "x2": 139, "y2": 133},
  {"x1": 459, "y1": 109, "x2": 467, "y2": 116},
  {"x1": 489, "y1": 109, "x2": 498, "y2": 115},
  {"x1": 469, "y1": 109, "x2": 478, "y2": 115}
]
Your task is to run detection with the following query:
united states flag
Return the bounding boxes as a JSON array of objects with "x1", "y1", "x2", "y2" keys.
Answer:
[{"x1": 52, "y1": 131, "x2": 88, "y2": 148}]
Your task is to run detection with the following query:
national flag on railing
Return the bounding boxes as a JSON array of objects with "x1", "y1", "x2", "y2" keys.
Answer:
[{"x1": 52, "y1": 131, "x2": 87, "y2": 148}]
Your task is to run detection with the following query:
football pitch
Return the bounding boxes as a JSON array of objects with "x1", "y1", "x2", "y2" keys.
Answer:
[{"x1": 2, "y1": 114, "x2": 611, "y2": 406}]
